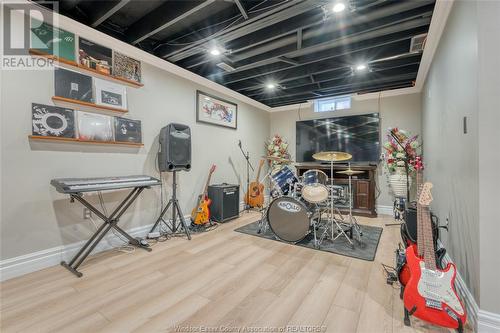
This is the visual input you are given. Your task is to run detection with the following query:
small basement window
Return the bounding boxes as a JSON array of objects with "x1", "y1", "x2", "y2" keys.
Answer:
[{"x1": 314, "y1": 95, "x2": 351, "y2": 112}]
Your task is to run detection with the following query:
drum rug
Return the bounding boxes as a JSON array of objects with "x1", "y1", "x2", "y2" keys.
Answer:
[{"x1": 234, "y1": 220, "x2": 383, "y2": 261}]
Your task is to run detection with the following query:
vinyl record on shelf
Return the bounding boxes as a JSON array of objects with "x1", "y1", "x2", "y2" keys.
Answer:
[
  {"x1": 54, "y1": 67, "x2": 93, "y2": 102},
  {"x1": 94, "y1": 77, "x2": 127, "y2": 109},
  {"x1": 114, "y1": 117, "x2": 142, "y2": 143},
  {"x1": 78, "y1": 37, "x2": 113, "y2": 75},
  {"x1": 77, "y1": 111, "x2": 113, "y2": 142},
  {"x1": 30, "y1": 18, "x2": 76, "y2": 62},
  {"x1": 113, "y1": 52, "x2": 141, "y2": 83},
  {"x1": 32, "y1": 103, "x2": 75, "y2": 138}
]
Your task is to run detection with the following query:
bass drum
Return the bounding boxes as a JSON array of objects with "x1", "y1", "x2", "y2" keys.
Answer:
[{"x1": 267, "y1": 196, "x2": 310, "y2": 243}]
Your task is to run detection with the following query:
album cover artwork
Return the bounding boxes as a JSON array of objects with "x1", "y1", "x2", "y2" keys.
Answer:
[
  {"x1": 32, "y1": 103, "x2": 75, "y2": 138},
  {"x1": 54, "y1": 68, "x2": 93, "y2": 102},
  {"x1": 94, "y1": 78, "x2": 127, "y2": 109},
  {"x1": 77, "y1": 112, "x2": 113, "y2": 142},
  {"x1": 113, "y1": 52, "x2": 142, "y2": 83},
  {"x1": 78, "y1": 38, "x2": 113, "y2": 75},
  {"x1": 114, "y1": 117, "x2": 142, "y2": 143},
  {"x1": 30, "y1": 18, "x2": 76, "y2": 62}
]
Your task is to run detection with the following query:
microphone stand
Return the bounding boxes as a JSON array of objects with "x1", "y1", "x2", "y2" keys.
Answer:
[{"x1": 238, "y1": 141, "x2": 254, "y2": 213}]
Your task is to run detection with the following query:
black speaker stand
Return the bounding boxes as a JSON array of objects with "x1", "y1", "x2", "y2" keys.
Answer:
[
  {"x1": 150, "y1": 170, "x2": 191, "y2": 240},
  {"x1": 238, "y1": 140, "x2": 254, "y2": 213}
]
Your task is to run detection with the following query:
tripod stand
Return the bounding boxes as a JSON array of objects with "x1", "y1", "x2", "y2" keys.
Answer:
[{"x1": 150, "y1": 170, "x2": 191, "y2": 239}]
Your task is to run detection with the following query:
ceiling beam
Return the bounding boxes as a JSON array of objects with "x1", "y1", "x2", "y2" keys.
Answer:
[
  {"x1": 182, "y1": 0, "x2": 434, "y2": 70},
  {"x1": 248, "y1": 67, "x2": 419, "y2": 100},
  {"x1": 257, "y1": 72, "x2": 417, "y2": 103},
  {"x1": 266, "y1": 80, "x2": 414, "y2": 107},
  {"x1": 91, "y1": 0, "x2": 130, "y2": 28},
  {"x1": 224, "y1": 38, "x2": 415, "y2": 90},
  {"x1": 125, "y1": 0, "x2": 216, "y2": 45},
  {"x1": 239, "y1": 55, "x2": 421, "y2": 95},
  {"x1": 234, "y1": 0, "x2": 248, "y2": 20},
  {"x1": 159, "y1": 0, "x2": 320, "y2": 61},
  {"x1": 206, "y1": 15, "x2": 430, "y2": 84}
]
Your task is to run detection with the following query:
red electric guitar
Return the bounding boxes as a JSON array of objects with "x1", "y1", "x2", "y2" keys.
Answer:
[{"x1": 403, "y1": 160, "x2": 466, "y2": 332}]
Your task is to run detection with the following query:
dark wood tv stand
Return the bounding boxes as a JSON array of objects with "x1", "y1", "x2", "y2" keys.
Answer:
[{"x1": 294, "y1": 163, "x2": 377, "y2": 217}]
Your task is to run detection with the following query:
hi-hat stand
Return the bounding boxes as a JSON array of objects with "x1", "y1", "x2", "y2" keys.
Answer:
[
  {"x1": 150, "y1": 170, "x2": 191, "y2": 239},
  {"x1": 238, "y1": 140, "x2": 254, "y2": 213}
]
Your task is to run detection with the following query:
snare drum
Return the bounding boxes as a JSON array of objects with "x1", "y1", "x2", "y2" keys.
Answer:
[
  {"x1": 301, "y1": 169, "x2": 329, "y2": 204},
  {"x1": 271, "y1": 166, "x2": 298, "y2": 196}
]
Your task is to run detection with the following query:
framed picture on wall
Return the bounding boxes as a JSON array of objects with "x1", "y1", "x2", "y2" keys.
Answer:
[
  {"x1": 196, "y1": 90, "x2": 237, "y2": 129},
  {"x1": 94, "y1": 78, "x2": 127, "y2": 109}
]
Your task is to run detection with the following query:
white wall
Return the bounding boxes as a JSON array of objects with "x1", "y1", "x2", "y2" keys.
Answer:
[
  {"x1": 269, "y1": 93, "x2": 422, "y2": 208},
  {"x1": 0, "y1": 23, "x2": 269, "y2": 261},
  {"x1": 422, "y1": 0, "x2": 480, "y2": 304},
  {"x1": 477, "y1": 0, "x2": 500, "y2": 318}
]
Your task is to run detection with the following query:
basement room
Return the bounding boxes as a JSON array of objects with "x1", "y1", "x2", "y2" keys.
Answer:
[{"x1": 0, "y1": 0, "x2": 499, "y2": 332}]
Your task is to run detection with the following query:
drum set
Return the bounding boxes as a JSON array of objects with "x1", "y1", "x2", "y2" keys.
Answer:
[{"x1": 259, "y1": 151, "x2": 365, "y2": 249}]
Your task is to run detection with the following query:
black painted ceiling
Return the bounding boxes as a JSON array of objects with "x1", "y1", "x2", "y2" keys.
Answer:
[{"x1": 39, "y1": 0, "x2": 435, "y2": 107}]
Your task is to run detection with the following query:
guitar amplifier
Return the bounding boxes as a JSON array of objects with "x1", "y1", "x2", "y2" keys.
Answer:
[{"x1": 208, "y1": 183, "x2": 239, "y2": 222}]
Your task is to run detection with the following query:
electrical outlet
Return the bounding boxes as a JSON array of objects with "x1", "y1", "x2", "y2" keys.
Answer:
[{"x1": 83, "y1": 208, "x2": 91, "y2": 219}]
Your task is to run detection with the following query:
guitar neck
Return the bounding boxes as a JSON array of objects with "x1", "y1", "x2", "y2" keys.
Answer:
[
  {"x1": 255, "y1": 161, "x2": 263, "y2": 183},
  {"x1": 203, "y1": 173, "x2": 213, "y2": 197},
  {"x1": 416, "y1": 170, "x2": 437, "y2": 270}
]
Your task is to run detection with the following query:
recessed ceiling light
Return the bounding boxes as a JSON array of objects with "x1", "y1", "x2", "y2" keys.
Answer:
[
  {"x1": 209, "y1": 48, "x2": 221, "y2": 56},
  {"x1": 355, "y1": 64, "x2": 367, "y2": 71},
  {"x1": 332, "y1": 2, "x2": 346, "y2": 13},
  {"x1": 266, "y1": 83, "x2": 276, "y2": 90}
]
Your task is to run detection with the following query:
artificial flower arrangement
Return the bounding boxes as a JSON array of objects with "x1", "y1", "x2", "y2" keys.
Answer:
[
  {"x1": 383, "y1": 127, "x2": 421, "y2": 174},
  {"x1": 266, "y1": 134, "x2": 291, "y2": 172}
]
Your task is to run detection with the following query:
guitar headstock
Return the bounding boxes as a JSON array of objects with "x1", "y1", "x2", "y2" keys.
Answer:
[
  {"x1": 259, "y1": 159, "x2": 265, "y2": 167},
  {"x1": 209, "y1": 164, "x2": 216, "y2": 174},
  {"x1": 418, "y1": 182, "x2": 433, "y2": 206}
]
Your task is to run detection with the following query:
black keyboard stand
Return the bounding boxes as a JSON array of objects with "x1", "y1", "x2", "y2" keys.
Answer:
[{"x1": 61, "y1": 186, "x2": 152, "y2": 277}]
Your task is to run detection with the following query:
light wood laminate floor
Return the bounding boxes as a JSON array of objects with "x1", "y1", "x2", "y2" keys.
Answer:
[{"x1": 0, "y1": 212, "x2": 464, "y2": 333}]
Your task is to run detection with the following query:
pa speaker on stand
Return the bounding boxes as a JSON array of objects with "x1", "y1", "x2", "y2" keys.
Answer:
[{"x1": 151, "y1": 123, "x2": 192, "y2": 239}]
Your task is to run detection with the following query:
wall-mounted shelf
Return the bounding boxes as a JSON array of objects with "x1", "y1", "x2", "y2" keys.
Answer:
[
  {"x1": 29, "y1": 135, "x2": 144, "y2": 147},
  {"x1": 29, "y1": 49, "x2": 144, "y2": 88},
  {"x1": 52, "y1": 96, "x2": 128, "y2": 115}
]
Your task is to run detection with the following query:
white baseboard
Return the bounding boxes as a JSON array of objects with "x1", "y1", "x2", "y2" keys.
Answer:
[
  {"x1": 377, "y1": 204, "x2": 393, "y2": 216},
  {"x1": 0, "y1": 214, "x2": 193, "y2": 282},
  {"x1": 439, "y1": 241, "x2": 500, "y2": 332},
  {"x1": 478, "y1": 310, "x2": 500, "y2": 333}
]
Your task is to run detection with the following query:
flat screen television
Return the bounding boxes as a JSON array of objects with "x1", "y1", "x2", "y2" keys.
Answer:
[{"x1": 296, "y1": 113, "x2": 380, "y2": 163}]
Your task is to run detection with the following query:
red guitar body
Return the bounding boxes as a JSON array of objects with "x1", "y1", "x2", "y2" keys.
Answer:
[{"x1": 403, "y1": 244, "x2": 466, "y2": 329}]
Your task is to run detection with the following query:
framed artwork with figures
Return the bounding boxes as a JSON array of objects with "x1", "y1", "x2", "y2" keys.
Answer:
[{"x1": 196, "y1": 90, "x2": 237, "y2": 129}]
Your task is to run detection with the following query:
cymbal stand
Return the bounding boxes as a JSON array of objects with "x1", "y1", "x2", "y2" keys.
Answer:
[
  {"x1": 319, "y1": 159, "x2": 354, "y2": 247},
  {"x1": 257, "y1": 169, "x2": 273, "y2": 234},
  {"x1": 345, "y1": 163, "x2": 362, "y2": 242}
]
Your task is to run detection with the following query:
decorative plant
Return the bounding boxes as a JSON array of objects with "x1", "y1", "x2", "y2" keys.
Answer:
[
  {"x1": 383, "y1": 127, "x2": 421, "y2": 174},
  {"x1": 266, "y1": 134, "x2": 291, "y2": 172}
]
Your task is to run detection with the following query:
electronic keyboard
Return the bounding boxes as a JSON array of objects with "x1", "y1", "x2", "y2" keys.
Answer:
[{"x1": 51, "y1": 175, "x2": 161, "y2": 193}]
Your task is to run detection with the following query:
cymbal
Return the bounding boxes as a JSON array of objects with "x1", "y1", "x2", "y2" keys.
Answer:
[
  {"x1": 336, "y1": 169, "x2": 366, "y2": 176},
  {"x1": 261, "y1": 155, "x2": 292, "y2": 163},
  {"x1": 312, "y1": 151, "x2": 352, "y2": 162}
]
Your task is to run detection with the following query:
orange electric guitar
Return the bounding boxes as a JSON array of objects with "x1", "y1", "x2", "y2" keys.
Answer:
[
  {"x1": 403, "y1": 159, "x2": 466, "y2": 332},
  {"x1": 191, "y1": 165, "x2": 216, "y2": 225},
  {"x1": 245, "y1": 159, "x2": 265, "y2": 208}
]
